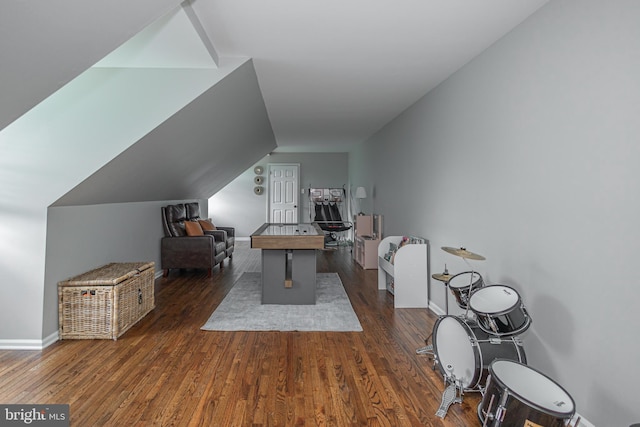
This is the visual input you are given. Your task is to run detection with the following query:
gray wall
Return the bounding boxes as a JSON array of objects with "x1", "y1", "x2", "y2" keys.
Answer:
[
  {"x1": 349, "y1": 0, "x2": 639, "y2": 425},
  {"x1": 209, "y1": 152, "x2": 349, "y2": 237},
  {"x1": 43, "y1": 199, "x2": 207, "y2": 338}
]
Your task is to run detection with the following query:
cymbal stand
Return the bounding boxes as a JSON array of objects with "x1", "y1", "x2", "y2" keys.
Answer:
[
  {"x1": 416, "y1": 265, "x2": 451, "y2": 356},
  {"x1": 443, "y1": 264, "x2": 450, "y2": 315},
  {"x1": 463, "y1": 258, "x2": 476, "y2": 320}
]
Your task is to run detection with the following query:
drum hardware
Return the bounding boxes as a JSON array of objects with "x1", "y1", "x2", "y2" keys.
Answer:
[
  {"x1": 487, "y1": 317, "x2": 499, "y2": 334},
  {"x1": 415, "y1": 345, "x2": 433, "y2": 355},
  {"x1": 481, "y1": 392, "x2": 495, "y2": 427},
  {"x1": 417, "y1": 267, "x2": 453, "y2": 355},
  {"x1": 435, "y1": 369, "x2": 463, "y2": 418},
  {"x1": 432, "y1": 265, "x2": 453, "y2": 315},
  {"x1": 462, "y1": 266, "x2": 480, "y2": 320},
  {"x1": 479, "y1": 388, "x2": 508, "y2": 425},
  {"x1": 416, "y1": 330, "x2": 434, "y2": 355},
  {"x1": 495, "y1": 391, "x2": 509, "y2": 423},
  {"x1": 479, "y1": 389, "x2": 509, "y2": 426}
]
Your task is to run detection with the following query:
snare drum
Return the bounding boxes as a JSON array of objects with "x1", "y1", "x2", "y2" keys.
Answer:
[
  {"x1": 478, "y1": 359, "x2": 576, "y2": 427},
  {"x1": 432, "y1": 316, "x2": 526, "y2": 391},
  {"x1": 447, "y1": 271, "x2": 484, "y2": 309},
  {"x1": 469, "y1": 285, "x2": 531, "y2": 336}
]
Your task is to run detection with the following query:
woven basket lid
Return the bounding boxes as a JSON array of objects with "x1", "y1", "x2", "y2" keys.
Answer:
[{"x1": 59, "y1": 262, "x2": 154, "y2": 287}]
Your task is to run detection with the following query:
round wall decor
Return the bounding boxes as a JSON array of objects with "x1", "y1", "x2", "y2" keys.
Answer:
[
  {"x1": 254, "y1": 176, "x2": 264, "y2": 185},
  {"x1": 254, "y1": 186, "x2": 264, "y2": 195}
]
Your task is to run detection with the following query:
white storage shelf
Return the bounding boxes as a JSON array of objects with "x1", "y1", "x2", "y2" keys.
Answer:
[{"x1": 378, "y1": 236, "x2": 430, "y2": 308}]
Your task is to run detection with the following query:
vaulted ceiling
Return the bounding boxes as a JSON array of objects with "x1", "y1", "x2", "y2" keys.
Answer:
[
  {"x1": 3, "y1": 1, "x2": 550, "y2": 148},
  {"x1": 186, "y1": 0, "x2": 550, "y2": 152}
]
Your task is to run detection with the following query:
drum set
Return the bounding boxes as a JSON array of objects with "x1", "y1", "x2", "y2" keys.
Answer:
[{"x1": 421, "y1": 246, "x2": 578, "y2": 427}]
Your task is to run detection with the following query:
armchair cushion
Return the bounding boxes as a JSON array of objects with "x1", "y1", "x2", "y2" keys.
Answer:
[
  {"x1": 185, "y1": 221, "x2": 204, "y2": 236},
  {"x1": 198, "y1": 219, "x2": 217, "y2": 231},
  {"x1": 166, "y1": 204, "x2": 187, "y2": 237},
  {"x1": 185, "y1": 202, "x2": 203, "y2": 220}
]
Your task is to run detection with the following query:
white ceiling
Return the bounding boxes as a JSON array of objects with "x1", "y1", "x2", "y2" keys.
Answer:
[
  {"x1": 192, "y1": 0, "x2": 550, "y2": 152},
  {"x1": 93, "y1": 6, "x2": 218, "y2": 69}
]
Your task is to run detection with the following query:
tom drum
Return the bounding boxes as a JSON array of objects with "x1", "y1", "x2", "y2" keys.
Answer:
[
  {"x1": 447, "y1": 271, "x2": 484, "y2": 309},
  {"x1": 469, "y1": 285, "x2": 531, "y2": 337},
  {"x1": 432, "y1": 315, "x2": 526, "y2": 391},
  {"x1": 478, "y1": 359, "x2": 576, "y2": 427}
]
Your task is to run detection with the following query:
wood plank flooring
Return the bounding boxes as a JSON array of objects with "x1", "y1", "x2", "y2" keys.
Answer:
[{"x1": 0, "y1": 242, "x2": 481, "y2": 426}]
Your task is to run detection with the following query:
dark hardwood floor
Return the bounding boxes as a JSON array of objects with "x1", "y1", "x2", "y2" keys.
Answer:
[{"x1": 0, "y1": 242, "x2": 481, "y2": 426}]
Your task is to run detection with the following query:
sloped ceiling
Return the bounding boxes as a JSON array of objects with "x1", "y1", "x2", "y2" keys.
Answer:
[
  {"x1": 0, "y1": 0, "x2": 182, "y2": 131},
  {"x1": 53, "y1": 59, "x2": 274, "y2": 206},
  {"x1": 2, "y1": 2, "x2": 276, "y2": 208}
]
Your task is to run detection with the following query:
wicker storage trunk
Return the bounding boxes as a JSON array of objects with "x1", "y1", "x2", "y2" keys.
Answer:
[{"x1": 58, "y1": 262, "x2": 155, "y2": 340}]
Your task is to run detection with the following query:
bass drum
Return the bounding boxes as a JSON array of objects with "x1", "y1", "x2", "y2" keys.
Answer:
[
  {"x1": 432, "y1": 316, "x2": 526, "y2": 391},
  {"x1": 478, "y1": 359, "x2": 576, "y2": 427}
]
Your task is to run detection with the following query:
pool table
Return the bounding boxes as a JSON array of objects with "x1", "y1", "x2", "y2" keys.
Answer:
[{"x1": 250, "y1": 223, "x2": 325, "y2": 304}]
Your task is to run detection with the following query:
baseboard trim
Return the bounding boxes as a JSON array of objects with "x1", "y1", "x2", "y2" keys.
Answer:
[
  {"x1": 572, "y1": 413, "x2": 595, "y2": 427},
  {"x1": 428, "y1": 301, "x2": 445, "y2": 317},
  {"x1": 0, "y1": 331, "x2": 58, "y2": 350}
]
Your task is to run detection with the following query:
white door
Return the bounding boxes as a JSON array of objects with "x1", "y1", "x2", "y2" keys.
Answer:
[{"x1": 268, "y1": 164, "x2": 299, "y2": 223}]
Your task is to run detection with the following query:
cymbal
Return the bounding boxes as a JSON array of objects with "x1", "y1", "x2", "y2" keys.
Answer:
[
  {"x1": 441, "y1": 246, "x2": 486, "y2": 261},
  {"x1": 432, "y1": 273, "x2": 453, "y2": 283}
]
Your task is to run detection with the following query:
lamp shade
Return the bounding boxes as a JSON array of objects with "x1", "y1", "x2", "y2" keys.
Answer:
[{"x1": 355, "y1": 187, "x2": 367, "y2": 199}]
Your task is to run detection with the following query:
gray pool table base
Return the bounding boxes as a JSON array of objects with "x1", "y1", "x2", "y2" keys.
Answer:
[{"x1": 261, "y1": 249, "x2": 317, "y2": 305}]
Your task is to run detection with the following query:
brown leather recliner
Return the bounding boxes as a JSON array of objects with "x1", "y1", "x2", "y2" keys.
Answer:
[{"x1": 161, "y1": 203, "x2": 228, "y2": 277}]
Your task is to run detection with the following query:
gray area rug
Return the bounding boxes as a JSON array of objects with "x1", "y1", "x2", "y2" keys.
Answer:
[{"x1": 201, "y1": 272, "x2": 363, "y2": 332}]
